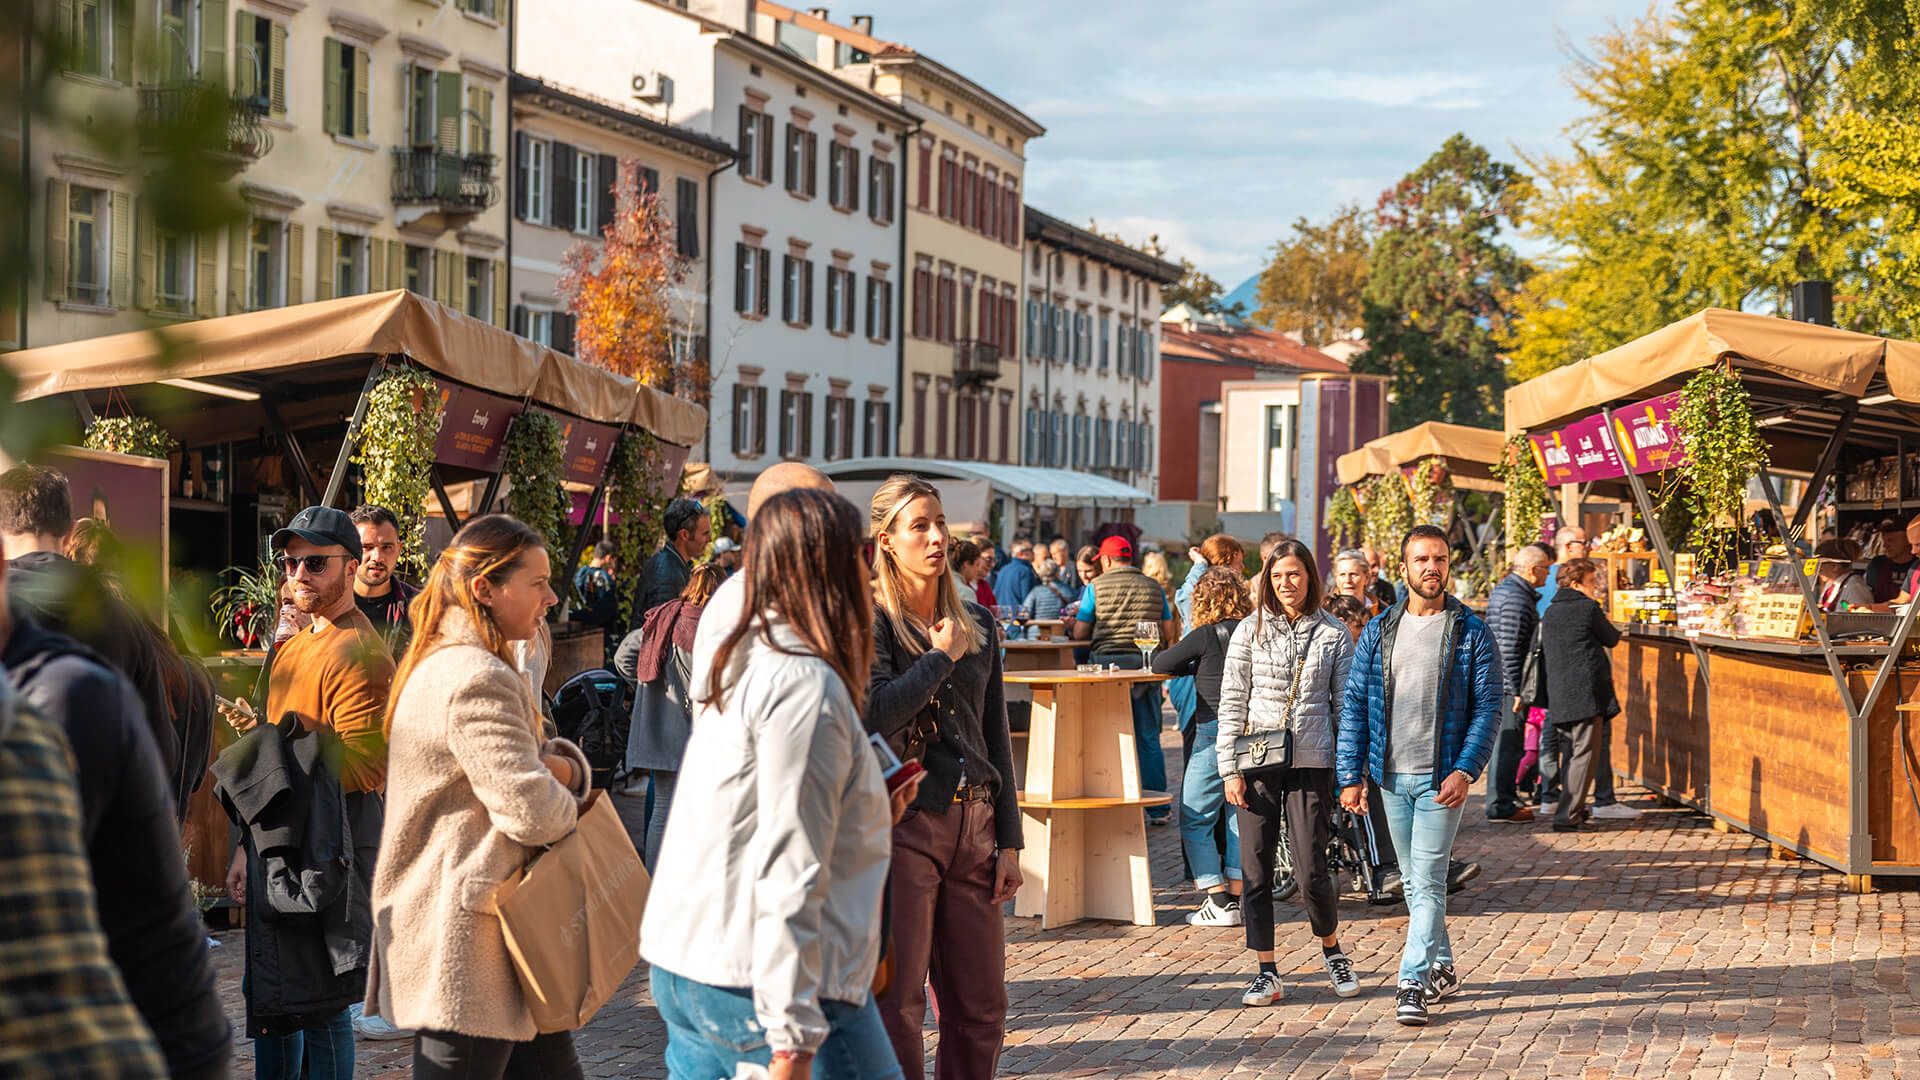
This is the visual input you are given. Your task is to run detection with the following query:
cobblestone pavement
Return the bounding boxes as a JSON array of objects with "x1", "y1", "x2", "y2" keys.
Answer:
[{"x1": 211, "y1": 726, "x2": 1920, "y2": 1078}]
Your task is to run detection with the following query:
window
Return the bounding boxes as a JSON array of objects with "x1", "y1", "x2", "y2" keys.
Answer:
[
  {"x1": 1002, "y1": 177, "x2": 1020, "y2": 245},
  {"x1": 868, "y1": 157, "x2": 895, "y2": 225},
  {"x1": 781, "y1": 254, "x2": 814, "y2": 326},
  {"x1": 865, "y1": 275, "x2": 892, "y2": 341},
  {"x1": 235, "y1": 11, "x2": 287, "y2": 116},
  {"x1": 464, "y1": 256, "x2": 490, "y2": 319},
  {"x1": 516, "y1": 135, "x2": 549, "y2": 224},
  {"x1": 69, "y1": 0, "x2": 113, "y2": 79},
  {"x1": 863, "y1": 400, "x2": 892, "y2": 457},
  {"x1": 911, "y1": 376, "x2": 927, "y2": 456},
  {"x1": 935, "y1": 379, "x2": 950, "y2": 457},
  {"x1": 733, "y1": 242, "x2": 770, "y2": 317},
  {"x1": 778, "y1": 388, "x2": 813, "y2": 458},
  {"x1": 784, "y1": 125, "x2": 818, "y2": 198},
  {"x1": 738, "y1": 105, "x2": 774, "y2": 183},
  {"x1": 65, "y1": 186, "x2": 109, "y2": 305},
  {"x1": 247, "y1": 218, "x2": 283, "y2": 310},
  {"x1": 331, "y1": 232, "x2": 368, "y2": 297},
  {"x1": 571, "y1": 151, "x2": 595, "y2": 233},
  {"x1": 731, "y1": 383, "x2": 768, "y2": 457},
  {"x1": 405, "y1": 63, "x2": 436, "y2": 148},
  {"x1": 937, "y1": 145, "x2": 956, "y2": 220},
  {"x1": 1024, "y1": 407, "x2": 1040, "y2": 466},
  {"x1": 824, "y1": 396, "x2": 855, "y2": 461},
  {"x1": 915, "y1": 139, "x2": 932, "y2": 210},
  {"x1": 159, "y1": 0, "x2": 197, "y2": 82},
  {"x1": 825, "y1": 267, "x2": 856, "y2": 334},
  {"x1": 154, "y1": 230, "x2": 193, "y2": 314},
  {"x1": 466, "y1": 83, "x2": 494, "y2": 156},
  {"x1": 959, "y1": 158, "x2": 977, "y2": 228},
  {"x1": 910, "y1": 261, "x2": 931, "y2": 339},
  {"x1": 828, "y1": 143, "x2": 859, "y2": 212},
  {"x1": 459, "y1": 0, "x2": 499, "y2": 17},
  {"x1": 955, "y1": 390, "x2": 975, "y2": 460},
  {"x1": 1099, "y1": 315, "x2": 1111, "y2": 372},
  {"x1": 404, "y1": 243, "x2": 431, "y2": 295},
  {"x1": 323, "y1": 39, "x2": 371, "y2": 138},
  {"x1": 675, "y1": 178, "x2": 700, "y2": 257}
]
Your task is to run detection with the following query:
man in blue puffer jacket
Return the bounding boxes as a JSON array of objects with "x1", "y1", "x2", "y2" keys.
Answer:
[{"x1": 1336, "y1": 525, "x2": 1501, "y2": 1028}]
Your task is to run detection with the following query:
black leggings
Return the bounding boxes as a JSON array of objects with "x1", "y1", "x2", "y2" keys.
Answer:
[
  {"x1": 413, "y1": 1030, "x2": 583, "y2": 1080},
  {"x1": 1236, "y1": 766, "x2": 1338, "y2": 952}
]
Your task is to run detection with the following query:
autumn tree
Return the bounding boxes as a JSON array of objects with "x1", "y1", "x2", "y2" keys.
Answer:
[
  {"x1": 1162, "y1": 259, "x2": 1245, "y2": 318},
  {"x1": 559, "y1": 159, "x2": 705, "y2": 399},
  {"x1": 1357, "y1": 134, "x2": 1529, "y2": 428},
  {"x1": 1254, "y1": 204, "x2": 1371, "y2": 346}
]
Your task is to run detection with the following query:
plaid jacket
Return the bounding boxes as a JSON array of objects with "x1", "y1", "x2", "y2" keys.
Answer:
[{"x1": 0, "y1": 680, "x2": 168, "y2": 1077}]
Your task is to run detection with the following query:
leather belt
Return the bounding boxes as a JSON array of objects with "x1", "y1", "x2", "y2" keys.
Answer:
[{"x1": 953, "y1": 784, "x2": 994, "y2": 804}]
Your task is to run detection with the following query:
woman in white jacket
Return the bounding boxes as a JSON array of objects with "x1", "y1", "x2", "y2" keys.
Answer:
[
  {"x1": 644, "y1": 488, "x2": 914, "y2": 1080},
  {"x1": 1217, "y1": 539, "x2": 1360, "y2": 1007}
]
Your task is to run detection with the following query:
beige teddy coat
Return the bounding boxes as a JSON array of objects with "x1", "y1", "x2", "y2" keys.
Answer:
[{"x1": 365, "y1": 610, "x2": 586, "y2": 1040}]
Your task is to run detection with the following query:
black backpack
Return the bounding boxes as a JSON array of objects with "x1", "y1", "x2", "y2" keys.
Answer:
[
  {"x1": 550, "y1": 668, "x2": 633, "y2": 790},
  {"x1": 1516, "y1": 625, "x2": 1548, "y2": 710}
]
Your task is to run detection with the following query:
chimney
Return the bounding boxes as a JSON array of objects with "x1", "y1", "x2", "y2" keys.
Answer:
[
  {"x1": 808, "y1": 6, "x2": 829, "y2": 19},
  {"x1": 851, "y1": 14, "x2": 873, "y2": 35},
  {"x1": 685, "y1": 0, "x2": 753, "y2": 32},
  {"x1": 1791, "y1": 280, "x2": 1833, "y2": 327}
]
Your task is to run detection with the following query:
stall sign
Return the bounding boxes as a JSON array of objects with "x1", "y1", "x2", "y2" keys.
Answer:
[
  {"x1": 555, "y1": 414, "x2": 620, "y2": 487},
  {"x1": 1527, "y1": 391, "x2": 1686, "y2": 485},
  {"x1": 434, "y1": 384, "x2": 524, "y2": 472},
  {"x1": 1608, "y1": 392, "x2": 1689, "y2": 475}
]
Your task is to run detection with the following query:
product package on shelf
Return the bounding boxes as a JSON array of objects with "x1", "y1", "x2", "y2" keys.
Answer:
[{"x1": 1679, "y1": 577, "x2": 1732, "y2": 638}]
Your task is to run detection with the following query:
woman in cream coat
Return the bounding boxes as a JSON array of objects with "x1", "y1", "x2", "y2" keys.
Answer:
[{"x1": 365, "y1": 515, "x2": 592, "y2": 1079}]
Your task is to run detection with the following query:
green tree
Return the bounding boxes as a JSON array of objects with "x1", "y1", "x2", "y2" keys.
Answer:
[
  {"x1": 1254, "y1": 204, "x2": 1371, "y2": 346},
  {"x1": 1162, "y1": 258, "x2": 1245, "y2": 319},
  {"x1": 1357, "y1": 134, "x2": 1528, "y2": 427}
]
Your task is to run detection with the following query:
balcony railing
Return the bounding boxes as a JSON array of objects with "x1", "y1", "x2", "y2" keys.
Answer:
[
  {"x1": 391, "y1": 149, "x2": 500, "y2": 213},
  {"x1": 137, "y1": 83, "x2": 273, "y2": 162},
  {"x1": 954, "y1": 339, "x2": 1002, "y2": 385}
]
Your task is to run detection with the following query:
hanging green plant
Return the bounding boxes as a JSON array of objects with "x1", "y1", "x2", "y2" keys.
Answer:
[
  {"x1": 1406, "y1": 456, "x2": 1454, "y2": 525},
  {"x1": 1361, "y1": 472, "x2": 1415, "y2": 582},
  {"x1": 1326, "y1": 486, "x2": 1363, "y2": 554},
  {"x1": 84, "y1": 416, "x2": 178, "y2": 459},
  {"x1": 1492, "y1": 433, "x2": 1550, "y2": 545},
  {"x1": 604, "y1": 429, "x2": 669, "y2": 625},
  {"x1": 1665, "y1": 363, "x2": 1767, "y2": 569},
  {"x1": 503, "y1": 410, "x2": 571, "y2": 582},
  {"x1": 349, "y1": 367, "x2": 444, "y2": 578},
  {"x1": 210, "y1": 560, "x2": 280, "y2": 649}
]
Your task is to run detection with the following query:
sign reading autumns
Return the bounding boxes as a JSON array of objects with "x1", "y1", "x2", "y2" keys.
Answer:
[{"x1": 1527, "y1": 391, "x2": 1686, "y2": 486}]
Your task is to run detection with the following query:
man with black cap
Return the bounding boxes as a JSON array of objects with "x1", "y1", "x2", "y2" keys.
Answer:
[{"x1": 220, "y1": 505, "x2": 401, "y2": 1058}]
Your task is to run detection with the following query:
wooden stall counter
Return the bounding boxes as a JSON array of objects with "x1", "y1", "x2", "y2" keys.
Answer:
[
  {"x1": 1610, "y1": 628, "x2": 1709, "y2": 810},
  {"x1": 1007, "y1": 668, "x2": 1170, "y2": 929}
]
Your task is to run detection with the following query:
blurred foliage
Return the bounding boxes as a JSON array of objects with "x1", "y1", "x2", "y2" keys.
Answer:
[
  {"x1": 350, "y1": 368, "x2": 445, "y2": 578},
  {"x1": 502, "y1": 410, "x2": 569, "y2": 593},
  {"x1": 1493, "y1": 433, "x2": 1551, "y2": 546},
  {"x1": 604, "y1": 429, "x2": 667, "y2": 627},
  {"x1": 83, "y1": 416, "x2": 177, "y2": 458}
]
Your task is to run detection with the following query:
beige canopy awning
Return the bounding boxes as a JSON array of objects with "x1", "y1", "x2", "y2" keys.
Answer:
[
  {"x1": 1504, "y1": 307, "x2": 1907, "y2": 435},
  {"x1": 1334, "y1": 421, "x2": 1506, "y2": 491},
  {"x1": 4, "y1": 290, "x2": 707, "y2": 446}
]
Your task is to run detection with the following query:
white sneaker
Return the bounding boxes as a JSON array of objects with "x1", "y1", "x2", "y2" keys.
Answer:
[
  {"x1": 1186, "y1": 894, "x2": 1243, "y2": 927},
  {"x1": 353, "y1": 1013, "x2": 413, "y2": 1041},
  {"x1": 1323, "y1": 951, "x2": 1361, "y2": 997},
  {"x1": 1241, "y1": 970, "x2": 1285, "y2": 1006},
  {"x1": 1591, "y1": 803, "x2": 1641, "y2": 820}
]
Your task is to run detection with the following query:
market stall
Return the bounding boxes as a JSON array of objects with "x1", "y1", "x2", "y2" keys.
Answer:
[
  {"x1": 1505, "y1": 303, "x2": 1920, "y2": 890},
  {"x1": 1332, "y1": 420, "x2": 1509, "y2": 594}
]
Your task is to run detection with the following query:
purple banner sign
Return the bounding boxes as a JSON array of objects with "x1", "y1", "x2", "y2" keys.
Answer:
[
  {"x1": 1608, "y1": 391, "x2": 1688, "y2": 475},
  {"x1": 433, "y1": 383, "x2": 524, "y2": 472},
  {"x1": 1527, "y1": 392, "x2": 1686, "y2": 486}
]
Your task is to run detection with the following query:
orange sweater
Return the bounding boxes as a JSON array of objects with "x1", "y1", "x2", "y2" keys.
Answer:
[{"x1": 265, "y1": 608, "x2": 396, "y2": 794}]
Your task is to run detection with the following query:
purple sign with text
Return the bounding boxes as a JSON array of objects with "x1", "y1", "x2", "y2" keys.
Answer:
[{"x1": 1527, "y1": 392, "x2": 1686, "y2": 486}]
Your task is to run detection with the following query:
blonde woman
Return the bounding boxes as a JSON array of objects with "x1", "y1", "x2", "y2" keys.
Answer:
[
  {"x1": 866, "y1": 474, "x2": 1022, "y2": 1080},
  {"x1": 364, "y1": 514, "x2": 593, "y2": 1078}
]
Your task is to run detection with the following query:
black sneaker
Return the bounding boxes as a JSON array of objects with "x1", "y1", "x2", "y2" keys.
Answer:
[
  {"x1": 1446, "y1": 860, "x2": 1481, "y2": 894},
  {"x1": 1241, "y1": 970, "x2": 1285, "y2": 1007},
  {"x1": 1395, "y1": 979, "x2": 1429, "y2": 1026},
  {"x1": 1424, "y1": 963, "x2": 1460, "y2": 1003},
  {"x1": 1369, "y1": 870, "x2": 1404, "y2": 905}
]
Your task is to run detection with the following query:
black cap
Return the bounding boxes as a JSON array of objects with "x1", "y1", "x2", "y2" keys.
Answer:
[{"x1": 271, "y1": 506, "x2": 362, "y2": 559}]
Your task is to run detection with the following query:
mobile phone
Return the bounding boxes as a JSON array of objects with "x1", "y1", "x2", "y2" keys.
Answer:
[
  {"x1": 217, "y1": 695, "x2": 255, "y2": 716},
  {"x1": 868, "y1": 733, "x2": 926, "y2": 792}
]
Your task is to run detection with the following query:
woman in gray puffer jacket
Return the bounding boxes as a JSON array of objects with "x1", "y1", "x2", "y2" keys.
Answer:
[{"x1": 1217, "y1": 539, "x2": 1359, "y2": 1008}]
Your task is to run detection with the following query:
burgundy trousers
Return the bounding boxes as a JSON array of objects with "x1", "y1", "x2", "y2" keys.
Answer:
[{"x1": 879, "y1": 798, "x2": 1007, "y2": 1080}]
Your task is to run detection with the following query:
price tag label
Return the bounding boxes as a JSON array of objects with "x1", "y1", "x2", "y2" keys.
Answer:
[
  {"x1": 1757, "y1": 560, "x2": 1773, "y2": 577},
  {"x1": 1739, "y1": 561, "x2": 1751, "y2": 576},
  {"x1": 1651, "y1": 569, "x2": 1669, "y2": 585},
  {"x1": 1804, "y1": 558, "x2": 1820, "y2": 578}
]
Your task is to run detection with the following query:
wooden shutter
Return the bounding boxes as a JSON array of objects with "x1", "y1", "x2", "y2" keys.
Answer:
[
  {"x1": 848, "y1": 147, "x2": 859, "y2": 213},
  {"x1": 550, "y1": 142, "x2": 574, "y2": 229},
  {"x1": 676, "y1": 178, "x2": 699, "y2": 257},
  {"x1": 434, "y1": 250, "x2": 455, "y2": 306},
  {"x1": 109, "y1": 190, "x2": 132, "y2": 308},
  {"x1": 234, "y1": 11, "x2": 255, "y2": 97},
  {"x1": 315, "y1": 227, "x2": 335, "y2": 299},
  {"x1": 784, "y1": 126, "x2": 798, "y2": 192},
  {"x1": 637, "y1": 164, "x2": 658, "y2": 196},
  {"x1": 323, "y1": 39, "x2": 343, "y2": 136},
  {"x1": 511, "y1": 304, "x2": 526, "y2": 336},
  {"x1": 598, "y1": 154, "x2": 619, "y2": 231},
  {"x1": 737, "y1": 106, "x2": 752, "y2": 175},
  {"x1": 805, "y1": 132, "x2": 818, "y2": 197},
  {"x1": 492, "y1": 260, "x2": 506, "y2": 326},
  {"x1": 802, "y1": 259, "x2": 814, "y2": 325},
  {"x1": 134, "y1": 196, "x2": 155, "y2": 310},
  {"x1": 758, "y1": 115, "x2": 773, "y2": 182},
  {"x1": 554, "y1": 312, "x2": 575, "y2": 354},
  {"x1": 733, "y1": 243, "x2": 748, "y2": 314},
  {"x1": 387, "y1": 240, "x2": 404, "y2": 294},
  {"x1": 44, "y1": 178, "x2": 67, "y2": 301},
  {"x1": 200, "y1": 0, "x2": 228, "y2": 88},
  {"x1": 112, "y1": 0, "x2": 132, "y2": 82},
  {"x1": 756, "y1": 251, "x2": 770, "y2": 317},
  {"x1": 269, "y1": 20, "x2": 287, "y2": 115},
  {"x1": 228, "y1": 217, "x2": 247, "y2": 310},
  {"x1": 436, "y1": 71, "x2": 462, "y2": 154},
  {"x1": 285, "y1": 222, "x2": 302, "y2": 304},
  {"x1": 354, "y1": 47, "x2": 371, "y2": 137},
  {"x1": 196, "y1": 226, "x2": 220, "y2": 316},
  {"x1": 512, "y1": 132, "x2": 529, "y2": 220},
  {"x1": 369, "y1": 237, "x2": 387, "y2": 291}
]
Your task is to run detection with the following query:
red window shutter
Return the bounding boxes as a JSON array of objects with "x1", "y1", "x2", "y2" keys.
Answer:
[{"x1": 917, "y1": 143, "x2": 932, "y2": 209}]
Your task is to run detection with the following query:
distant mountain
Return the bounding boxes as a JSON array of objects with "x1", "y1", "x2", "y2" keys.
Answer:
[{"x1": 1221, "y1": 272, "x2": 1264, "y2": 326}]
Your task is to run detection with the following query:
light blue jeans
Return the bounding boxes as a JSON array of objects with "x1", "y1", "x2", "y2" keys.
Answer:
[
  {"x1": 254, "y1": 1008, "x2": 352, "y2": 1080},
  {"x1": 1378, "y1": 771, "x2": 1464, "y2": 985},
  {"x1": 1180, "y1": 719, "x2": 1241, "y2": 889},
  {"x1": 651, "y1": 967, "x2": 903, "y2": 1080}
]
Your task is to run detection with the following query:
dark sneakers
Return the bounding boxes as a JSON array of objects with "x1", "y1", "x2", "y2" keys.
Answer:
[
  {"x1": 1395, "y1": 979, "x2": 1430, "y2": 1025},
  {"x1": 1425, "y1": 963, "x2": 1460, "y2": 1003}
]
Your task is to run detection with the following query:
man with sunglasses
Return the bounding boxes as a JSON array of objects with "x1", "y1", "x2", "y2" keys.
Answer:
[{"x1": 221, "y1": 506, "x2": 399, "y2": 1068}]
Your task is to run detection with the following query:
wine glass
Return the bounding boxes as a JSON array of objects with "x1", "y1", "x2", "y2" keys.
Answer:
[
  {"x1": 1015, "y1": 605, "x2": 1032, "y2": 638},
  {"x1": 1133, "y1": 619, "x2": 1161, "y2": 669}
]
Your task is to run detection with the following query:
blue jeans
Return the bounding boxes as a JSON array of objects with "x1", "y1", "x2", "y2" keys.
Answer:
[
  {"x1": 1131, "y1": 684, "x2": 1170, "y2": 819},
  {"x1": 652, "y1": 967, "x2": 902, "y2": 1080},
  {"x1": 255, "y1": 1008, "x2": 353, "y2": 1080},
  {"x1": 1167, "y1": 675, "x2": 1199, "y2": 734},
  {"x1": 1378, "y1": 772, "x2": 1464, "y2": 985},
  {"x1": 1180, "y1": 720, "x2": 1240, "y2": 888}
]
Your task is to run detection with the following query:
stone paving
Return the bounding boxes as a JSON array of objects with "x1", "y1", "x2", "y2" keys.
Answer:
[{"x1": 211, "y1": 727, "x2": 1920, "y2": 1078}]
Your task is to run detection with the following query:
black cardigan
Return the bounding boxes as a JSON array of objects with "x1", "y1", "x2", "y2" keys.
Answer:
[
  {"x1": 866, "y1": 602, "x2": 1023, "y2": 850},
  {"x1": 1150, "y1": 617, "x2": 1241, "y2": 727},
  {"x1": 1540, "y1": 588, "x2": 1621, "y2": 726}
]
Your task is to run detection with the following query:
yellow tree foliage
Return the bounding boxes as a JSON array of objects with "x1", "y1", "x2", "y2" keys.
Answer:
[{"x1": 559, "y1": 159, "x2": 705, "y2": 400}]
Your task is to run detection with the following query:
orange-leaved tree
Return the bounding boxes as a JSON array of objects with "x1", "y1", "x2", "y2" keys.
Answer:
[{"x1": 558, "y1": 159, "x2": 706, "y2": 400}]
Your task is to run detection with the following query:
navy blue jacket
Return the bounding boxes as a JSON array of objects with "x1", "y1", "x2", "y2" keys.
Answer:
[
  {"x1": 1483, "y1": 573, "x2": 1539, "y2": 697},
  {"x1": 1336, "y1": 594, "x2": 1503, "y2": 789}
]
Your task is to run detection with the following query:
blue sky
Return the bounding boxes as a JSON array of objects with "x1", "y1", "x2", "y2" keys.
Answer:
[{"x1": 846, "y1": 0, "x2": 1660, "y2": 290}]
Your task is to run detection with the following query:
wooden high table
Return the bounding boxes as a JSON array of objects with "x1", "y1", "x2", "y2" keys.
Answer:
[
  {"x1": 1001, "y1": 639, "x2": 1081, "y2": 672},
  {"x1": 1008, "y1": 667, "x2": 1172, "y2": 928}
]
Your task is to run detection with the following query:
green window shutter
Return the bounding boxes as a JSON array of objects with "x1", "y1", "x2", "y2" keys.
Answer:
[
  {"x1": 196, "y1": 227, "x2": 220, "y2": 316},
  {"x1": 110, "y1": 190, "x2": 133, "y2": 309},
  {"x1": 112, "y1": 0, "x2": 132, "y2": 83},
  {"x1": 286, "y1": 222, "x2": 303, "y2": 304},
  {"x1": 315, "y1": 227, "x2": 335, "y2": 300},
  {"x1": 269, "y1": 21, "x2": 287, "y2": 115},
  {"x1": 323, "y1": 39, "x2": 343, "y2": 136},
  {"x1": 234, "y1": 10, "x2": 255, "y2": 97},
  {"x1": 435, "y1": 250, "x2": 454, "y2": 305},
  {"x1": 228, "y1": 218, "x2": 247, "y2": 310},
  {"x1": 492, "y1": 259, "x2": 506, "y2": 326},
  {"x1": 200, "y1": 0, "x2": 228, "y2": 88},
  {"x1": 44, "y1": 179, "x2": 68, "y2": 302},
  {"x1": 135, "y1": 196, "x2": 155, "y2": 310},
  {"x1": 368, "y1": 238, "x2": 386, "y2": 291},
  {"x1": 354, "y1": 47, "x2": 371, "y2": 137},
  {"x1": 436, "y1": 71, "x2": 462, "y2": 155},
  {"x1": 387, "y1": 240, "x2": 404, "y2": 293}
]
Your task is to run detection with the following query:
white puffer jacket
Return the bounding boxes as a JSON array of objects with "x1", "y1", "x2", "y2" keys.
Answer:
[{"x1": 1217, "y1": 608, "x2": 1353, "y2": 776}]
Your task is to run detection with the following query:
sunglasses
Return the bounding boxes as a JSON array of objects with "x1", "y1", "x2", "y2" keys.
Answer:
[{"x1": 279, "y1": 554, "x2": 349, "y2": 576}]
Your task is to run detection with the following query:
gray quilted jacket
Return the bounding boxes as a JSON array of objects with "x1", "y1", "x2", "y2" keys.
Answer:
[{"x1": 1217, "y1": 608, "x2": 1354, "y2": 776}]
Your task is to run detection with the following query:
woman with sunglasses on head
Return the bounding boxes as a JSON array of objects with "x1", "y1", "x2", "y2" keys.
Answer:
[
  {"x1": 646, "y1": 488, "x2": 912, "y2": 1080},
  {"x1": 1218, "y1": 540, "x2": 1360, "y2": 1006},
  {"x1": 865, "y1": 474, "x2": 1023, "y2": 1080}
]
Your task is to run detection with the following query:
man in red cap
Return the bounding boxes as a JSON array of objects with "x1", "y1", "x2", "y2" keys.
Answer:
[{"x1": 1068, "y1": 535, "x2": 1182, "y2": 823}]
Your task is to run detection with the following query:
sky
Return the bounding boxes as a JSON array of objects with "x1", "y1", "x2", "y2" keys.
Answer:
[{"x1": 844, "y1": 0, "x2": 1662, "y2": 292}]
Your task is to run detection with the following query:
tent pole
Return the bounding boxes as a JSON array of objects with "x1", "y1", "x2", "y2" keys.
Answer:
[
  {"x1": 430, "y1": 467, "x2": 463, "y2": 531},
  {"x1": 262, "y1": 396, "x2": 323, "y2": 507},
  {"x1": 1601, "y1": 406, "x2": 1711, "y2": 682},
  {"x1": 68, "y1": 392, "x2": 96, "y2": 427},
  {"x1": 1757, "y1": 466, "x2": 1859, "y2": 719},
  {"x1": 321, "y1": 358, "x2": 389, "y2": 509},
  {"x1": 1792, "y1": 401, "x2": 1858, "y2": 536},
  {"x1": 564, "y1": 466, "x2": 615, "y2": 586}
]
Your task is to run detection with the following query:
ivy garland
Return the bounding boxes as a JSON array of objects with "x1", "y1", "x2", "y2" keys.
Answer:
[
  {"x1": 1406, "y1": 456, "x2": 1454, "y2": 525},
  {"x1": 1326, "y1": 485, "x2": 1363, "y2": 554},
  {"x1": 502, "y1": 410, "x2": 571, "y2": 586},
  {"x1": 604, "y1": 430, "x2": 668, "y2": 626},
  {"x1": 1492, "y1": 433, "x2": 1550, "y2": 546},
  {"x1": 1361, "y1": 472, "x2": 1415, "y2": 582},
  {"x1": 349, "y1": 367, "x2": 444, "y2": 578},
  {"x1": 84, "y1": 416, "x2": 178, "y2": 459},
  {"x1": 1664, "y1": 363, "x2": 1767, "y2": 569}
]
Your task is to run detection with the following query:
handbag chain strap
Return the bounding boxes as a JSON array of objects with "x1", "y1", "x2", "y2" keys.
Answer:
[{"x1": 1279, "y1": 618, "x2": 1313, "y2": 731}]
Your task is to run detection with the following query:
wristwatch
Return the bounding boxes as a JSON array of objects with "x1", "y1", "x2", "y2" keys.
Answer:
[{"x1": 771, "y1": 1050, "x2": 812, "y2": 1065}]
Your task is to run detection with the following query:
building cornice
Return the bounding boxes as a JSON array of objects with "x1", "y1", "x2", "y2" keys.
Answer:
[
  {"x1": 326, "y1": 10, "x2": 389, "y2": 46},
  {"x1": 509, "y1": 74, "x2": 736, "y2": 165}
]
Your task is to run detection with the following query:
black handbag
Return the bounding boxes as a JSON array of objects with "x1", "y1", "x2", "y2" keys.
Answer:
[
  {"x1": 1516, "y1": 625, "x2": 1548, "y2": 710},
  {"x1": 883, "y1": 617, "x2": 943, "y2": 763}
]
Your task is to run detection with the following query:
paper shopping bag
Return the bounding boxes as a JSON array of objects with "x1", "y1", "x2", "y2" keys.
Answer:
[{"x1": 492, "y1": 790, "x2": 650, "y2": 1032}]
